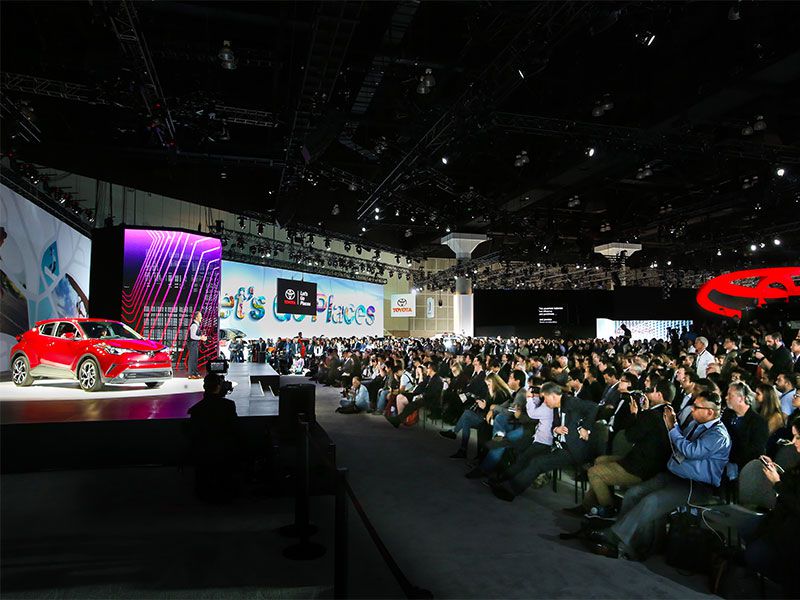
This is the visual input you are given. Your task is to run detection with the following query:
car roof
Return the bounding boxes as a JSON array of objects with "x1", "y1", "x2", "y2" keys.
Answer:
[{"x1": 35, "y1": 318, "x2": 125, "y2": 326}]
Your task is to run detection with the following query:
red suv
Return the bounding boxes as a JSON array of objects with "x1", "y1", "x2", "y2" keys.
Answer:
[{"x1": 10, "y1": 318, "x2": 173, "y2": 392}]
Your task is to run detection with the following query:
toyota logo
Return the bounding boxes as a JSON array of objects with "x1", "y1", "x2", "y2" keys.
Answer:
[
  {"x1": 285, "y1": 289, "x2": 296, "y2": 300},
  {"x1": 397, "y1": 297, "x2": 407, "y2": 306}
]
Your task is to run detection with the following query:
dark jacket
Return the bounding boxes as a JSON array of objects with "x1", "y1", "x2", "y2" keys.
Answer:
[
  {"x1": 187, "y1": 393, "x2": 241, "y2": 461},
  {"x1": 767, "y1": 344, "x2": 794, "y2": 378},
  {"x1": 555, "y1": 395, "x2": 599, "y2": 461},
  {"x1": 617, "y1": 404, "x2": 672, "y2": 480},
  {"x1": 466, "y1": 371, "x2": 489, "y2": 399},
  {"x1": 578, "y1": 379, "x2": 604, "y2": 403},
  {"x1": 721, "y1": 407, "x2": 769, "y2": 470},
  {"x1": 416, "y1": 374, "x2": 444, "y2": 407}
]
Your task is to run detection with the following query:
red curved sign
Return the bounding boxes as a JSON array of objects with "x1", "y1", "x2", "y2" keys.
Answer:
[{"x1": 696, "y1": 267, "x2": 800, "y2": 318}]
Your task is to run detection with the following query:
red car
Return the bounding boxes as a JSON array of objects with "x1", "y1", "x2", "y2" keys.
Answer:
[{"x1": 10, "y1": 318, "x2": 173, "y2": 392}]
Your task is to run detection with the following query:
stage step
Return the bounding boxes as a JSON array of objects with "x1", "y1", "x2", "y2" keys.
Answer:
[{"x1": 249, "y1": 381, "x2": 265, "y2": 398}]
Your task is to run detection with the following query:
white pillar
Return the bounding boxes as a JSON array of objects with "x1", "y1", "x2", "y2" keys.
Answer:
[{"x1": 441, "y1": 233, "x2": 487, "y2": 338}]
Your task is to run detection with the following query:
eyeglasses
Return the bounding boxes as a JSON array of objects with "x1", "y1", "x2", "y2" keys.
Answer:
[{"x1": 691, "y1": 404, "x2": 715, "y2": 412}]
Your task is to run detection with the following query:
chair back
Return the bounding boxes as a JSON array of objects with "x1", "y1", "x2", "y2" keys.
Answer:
[
  {"x1": 737, "y1": 459, "x2": 776, "y2": 510},
  {"x1": 590, "y1": 420, "x2": 610, "y2": 459}
]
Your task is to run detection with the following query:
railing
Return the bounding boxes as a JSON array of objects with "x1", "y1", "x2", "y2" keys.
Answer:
[{"x1": 280, "y1": 414, "x2": 433, "y2": 599}]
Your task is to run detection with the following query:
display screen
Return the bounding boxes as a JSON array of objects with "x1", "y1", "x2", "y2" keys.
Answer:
[
  {"x1": 122, "y1": 229, "x2": 221, "y2": 368},
  {"x1": 220, "y1": 260, "x2": 384, "y2": 338},
  {"x1": 538, "y1": 305, "x2": 568, "y2": 326},
  {"x1": 0, "y1": 184, "x2": 91, "y2": 370},
  {"x1": 596, "y1": 318, "x2": 694, "y2": 341},
  {"x1": 276, "y1": 278, "x2": 317, "y2": 316}
]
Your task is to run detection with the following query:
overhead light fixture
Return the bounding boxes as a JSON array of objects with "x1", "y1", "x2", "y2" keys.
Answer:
[
  {"x1": 586, "y1": 147, "x2": 596, "y2": 157},
  {"x1": 422, "y1": 68, "x2": 436, "y2": 88},
  {"x1": 773, "y1": 238, "x2": 781, "y2": 246},
  {"x1": 218, "y1": 40, "x2": 237, "y2": 70},
  {"x1": 749, "y1": 243, "x2": 757, "y2": 251},
  {"x1": 716, "y1": 249, "x2": 722, "y2": 256},
  {"x1": 361, "y1": 226, "x2": 367, "y2": 232},
  {"x1": 441, "y1": 156, "x2": 448, "y2": 165},
  {"x1": 517, "y1": 68, "x2": 525, "y2": 79},
  {"x1": 776, "y1": 167, "x2": 786, "y2": 177}
]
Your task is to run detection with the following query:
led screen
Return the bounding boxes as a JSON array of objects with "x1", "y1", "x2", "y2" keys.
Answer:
[
  {"x1": 0, "y1": 183, "x2": 91, "y2": 370},
  {"x1": 122, "y1": 229, "x2": 221, "y2": 368},
  {"x1": 220, "y1": 260, "x2": 384, "y2": 338},
  {"x1": 596, "y1": 318, "x2": 693, "y2": 341}
]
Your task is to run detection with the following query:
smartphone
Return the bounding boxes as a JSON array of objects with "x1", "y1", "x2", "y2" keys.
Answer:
[{"x1": 760, "y1": 456, "x2": 785, "y2": 474}]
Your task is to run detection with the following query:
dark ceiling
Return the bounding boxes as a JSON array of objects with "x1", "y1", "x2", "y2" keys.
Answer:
[{"x1": 2, "y1": 0, "x2": 799, "y2": 269}]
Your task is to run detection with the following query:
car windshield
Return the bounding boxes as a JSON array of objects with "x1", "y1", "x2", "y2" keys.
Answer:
[{"x1": 80, "y1": 321, "x2": 143, "y2": 340}]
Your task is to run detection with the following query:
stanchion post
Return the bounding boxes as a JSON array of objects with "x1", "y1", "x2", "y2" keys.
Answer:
[
  {"x1": 281, "y1": 415, "x2": 325, "y2": 560},
  {"x1": 334, "y1": 467, "x2": 349, "y2": 599}
]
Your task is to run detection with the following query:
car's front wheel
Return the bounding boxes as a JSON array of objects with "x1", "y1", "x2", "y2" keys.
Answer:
[
  {"x1": 11, "y1": 355, "x2": 34, "y2": 387},
  {"x1": 78, "y1": 358, "x2": 103, "y2": 392},
  {"x1": 145, "y1": 382, "x2": 164, "y2": 389}
]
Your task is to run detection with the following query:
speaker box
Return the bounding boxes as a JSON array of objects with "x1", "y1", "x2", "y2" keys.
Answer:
[{"x1": 278, "y1": 384, "x2": 316, "y2": 440}]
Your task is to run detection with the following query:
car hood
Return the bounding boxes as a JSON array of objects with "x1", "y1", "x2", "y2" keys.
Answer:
[{"x1": 98, "y1": 339, "x2": 166, "y2": 352}]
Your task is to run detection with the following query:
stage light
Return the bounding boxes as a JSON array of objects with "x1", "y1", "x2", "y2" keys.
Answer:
[
  {"x1": 410, "y1": 216, "x2": 416, "y2": 222},
  {"x1": 361, "y1": 226, "x2": 367, "y2": 232},
  {"x1": 586, "y1": 147, "x2": 596, "y2": 157},
  {"x1": 374, "y1": 214, "x2": 380, "y2": 220},
  {"x1": 750, "y1": 243, "x2": 757, "y2": 251},
  {"x1": 753, "y1": 116, "x2": 767, "y2": 131},
  {"x1": 331, "y1": 204, "x2": 340, "y2": 215},
  {"x1": 759, "y1": 242, "x2": 765, "y2": 248},
  {"x1": 395, "y1": 208, "x2": 400, "y2": 217},
  {"x1": 517, "y1": 68, "x2": 525, "y2": 79},
  {"x1": 416, "y1": 77, "x2": 429, "y2": 95},
  {"x1": 375, "y1": 207, "x2": 380, "y2": 213},
  {"x1": 776, "y1": 167, "x2": 785, "y2": 177},
  {"x1": 441, "y1": 156, "x2": 448, "y2": 165},
  {"x1": 773, "y1": 238, "x2": 781, "y2": 246},
  {"x1": 405, "y1": 228, "x2": 412, "y2": 238},
  {"x1": 741, "y1": 125, "x2": 754, "y2": 136},
  {"x1": 445, "y1": 225, "x2": 451, "y2": 233},
  {"x1": 717, "y1": 249, "x2": 722, "y2": 256}
]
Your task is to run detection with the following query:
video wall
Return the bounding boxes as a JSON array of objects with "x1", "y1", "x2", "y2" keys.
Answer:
[
  {"x1": 0, "y1": 184, "x2": 91, "y2": 370},
  {"x1": 596, "y1": 319, "x2": 693, "y2": 341},
  {"x1": 220, "y1": 260, "x2": 384, "y2": 338},
  {"x1": 121, "y1": 229, "x2": 222, "y2": 368}
]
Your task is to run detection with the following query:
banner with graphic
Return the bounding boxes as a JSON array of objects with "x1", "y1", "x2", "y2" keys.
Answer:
[
  {"x1": 390, "y1": 293, "x2": 416, "y2": 317},
  {"x1": 220, "y1": 260, "x2": 384, "y2": 338},
  {"x1": 1, "y1": 184, "x2": 91, "y2": 370},
  {"x1": 276, "y1": 278, "x2": 317, "y2": 316}
]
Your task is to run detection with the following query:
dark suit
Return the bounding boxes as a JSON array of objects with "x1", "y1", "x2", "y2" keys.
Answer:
[
  {"x1": 504, "y1": 395, "x2": 599, "y2": 495},
  {"x1": 722, "y1": 407, "x2": 769, "y2": 471},
  {"x1": 617, "y1": 404, "x2": 672, "y2": 480},
  {"x1": 597, "y1": 382, "x2": 622, "y2": 422},
  {"x1": 578, "y1": 380, "x2": 604, "y2": 402},
  {"x1": 465, "y1": 371, "x2": 489, "y2": 399},
  {"x1": 767, "y1": 344, "x2": 794, "y2": 378}
]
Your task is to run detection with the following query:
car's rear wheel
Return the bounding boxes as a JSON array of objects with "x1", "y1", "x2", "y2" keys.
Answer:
[
  {"x1": 11, "y1": 355, "x2": 34, "y2": 387},
  {"x1": 78, "y1": 359, "x2": 103, "y2": 392},
  {"x1": 145, "y1": 382, "x2": 164, "y2": 389}
]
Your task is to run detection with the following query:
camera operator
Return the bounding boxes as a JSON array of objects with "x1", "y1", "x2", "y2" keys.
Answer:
[{"x1": 186, "y1": 372, "x2": 244, "y2": 502}]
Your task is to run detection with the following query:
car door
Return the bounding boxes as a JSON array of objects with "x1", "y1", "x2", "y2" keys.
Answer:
[{"x1": 48, "y1": 321, "x2": 80, "y2": 371}]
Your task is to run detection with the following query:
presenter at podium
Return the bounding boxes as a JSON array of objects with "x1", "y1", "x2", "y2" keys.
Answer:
[{"x1": 188, "y1": 311, "x2": 208, "y2": 379}]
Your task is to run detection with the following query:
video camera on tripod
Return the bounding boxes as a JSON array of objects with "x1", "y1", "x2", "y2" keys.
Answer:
[{"x1": 207, "y1": 357, "x2": 234, "y2": 395}]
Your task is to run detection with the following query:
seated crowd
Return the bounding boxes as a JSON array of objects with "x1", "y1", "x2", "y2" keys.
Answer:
[{"x1": 300, "y1": 325, "x2": 799, "y2": 593}]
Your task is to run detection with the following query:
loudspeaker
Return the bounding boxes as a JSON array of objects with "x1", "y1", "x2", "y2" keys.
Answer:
[{"x1": 279, "y1": 384, "x2": 316, "y2": 440}]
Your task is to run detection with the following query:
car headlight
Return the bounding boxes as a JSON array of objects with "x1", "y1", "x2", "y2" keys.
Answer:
[{"x1": 99, "y1": 344, "x2": 136, "y2": 355}]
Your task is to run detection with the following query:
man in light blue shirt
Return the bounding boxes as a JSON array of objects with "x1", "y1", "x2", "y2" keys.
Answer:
[
  {"x1": 587, "y1": 391, "x2": 731, "y2": 560},
  {"x1": 340, "y1": 375, "x2": 370, "y2": 411},
  {"x1": 775, "y1": 373, "x2": 797, "y2": 416}
]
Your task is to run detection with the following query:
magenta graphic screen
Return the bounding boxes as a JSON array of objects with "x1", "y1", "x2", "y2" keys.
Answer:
[{"x1": 122, "y1": 229, "x2": 221, "y2": 370}]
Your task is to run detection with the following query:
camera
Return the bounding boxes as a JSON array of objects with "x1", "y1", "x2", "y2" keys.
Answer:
[{"x1": 207, "y1": 358, "x2": 234, "y2": 395}]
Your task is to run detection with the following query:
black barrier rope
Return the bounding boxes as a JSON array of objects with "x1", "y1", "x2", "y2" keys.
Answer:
[{"x1": 304, "y1": 425, "x2": 433, "y2": 599}]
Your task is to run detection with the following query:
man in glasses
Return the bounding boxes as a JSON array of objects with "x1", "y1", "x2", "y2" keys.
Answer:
[{"x1": 585, "y1": 390, "x2": 731, "y2": 560}]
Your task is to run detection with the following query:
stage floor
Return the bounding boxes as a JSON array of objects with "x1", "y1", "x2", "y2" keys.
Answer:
[{"x1": 0, "y1": 363, "x2": 280, "y2": 424}]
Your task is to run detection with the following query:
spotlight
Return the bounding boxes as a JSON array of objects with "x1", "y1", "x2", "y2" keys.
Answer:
[
  {"x1": 749, "y1": 243, "x2": 757, "y2": 251},
  {"x1": 375, "y1": 207, "x2": 380, "y2": 213},
  {"x1": 361, "y1": 226, "x2": 367, "y2": 232},
  {"x1": 716, "y1": 249, "x2": 722, "y2": 256},
  {"x1": 374, "y1": 214, "x2": 380, "y2": 220},
  {"x1": 776, "y1": 167, "x2": 786, "y2": 177},
  {"x1": 441, "y1": 156, "x2": 448, "y2": 165},
  {"x1": 773, "y1": 238, "x2": 781, "y2": 246},
  {"x1": 586, "y1": 147, "x2": 596, "y2": 158},
  {"x1": 517, "y1": 68, "x2": 525, "y2": 79},
  {"x1": 445, "y1": 226, "x2": 451, "y2": 233},
  {"x1": 422, "y1": 68, "x2": 436, "y2": 88}
]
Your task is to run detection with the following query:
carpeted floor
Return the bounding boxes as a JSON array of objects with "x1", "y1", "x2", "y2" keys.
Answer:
[{"x1": 305, "y1": 377, "x2": 716, "y2": 599}]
